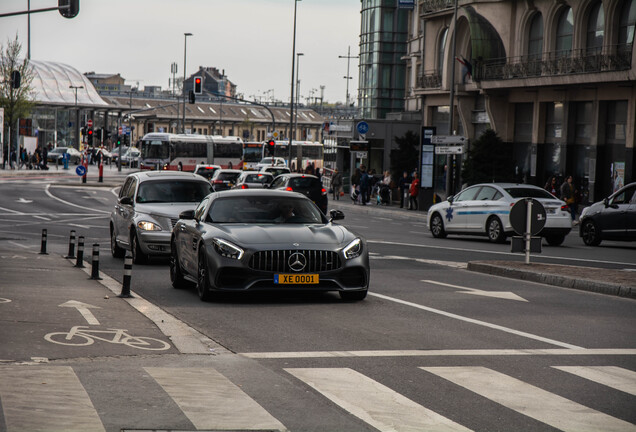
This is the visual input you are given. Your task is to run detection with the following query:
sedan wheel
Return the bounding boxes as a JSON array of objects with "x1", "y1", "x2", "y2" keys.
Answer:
[
  {"x1": 487, "y1": 217, "x2": 506, "y2": 243},
  {"x1": 581, "y1": 220, "x2": 602, "y2": 246},
  {"x1": 197, "y1": 250, "x2": 214, "y2": 302},
  {"x1": 430, "y1": 213, "x2": 447, "y2": 238},
  {"x1": 110, "y1": 227, "x2": 125, "y2": 258},
  {"x1": 131, "y1": 232, "x2": 148, "y2": 264},
  {"x1": 169, "y1": 244, "x2": 189, "y2": 289},
  {"x1": 545, "y1": 235, "x2": 565, "y2": 246}
]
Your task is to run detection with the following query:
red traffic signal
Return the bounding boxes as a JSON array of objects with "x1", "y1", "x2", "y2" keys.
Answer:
[
  {"x1": 87, "y1": 128, "x2": 93, "y2": 136},
  {"x1": 194, "y1": 76, "x2": 202, "y2": 95},
  {"x1": 266, "y1": 140, "x2": 275, "y2": 155}
]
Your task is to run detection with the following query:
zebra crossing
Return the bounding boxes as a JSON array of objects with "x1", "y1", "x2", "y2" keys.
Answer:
[{"x1": 0, "y1": 364, "x2": 634, "y2": 431}]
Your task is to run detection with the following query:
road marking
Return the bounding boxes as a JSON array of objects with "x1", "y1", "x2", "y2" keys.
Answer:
[
  {"x1": 370, "y1": 292, "x2": 582, "y2": 349},
  {"x1": 422, "y1": 366, "x2": 636, "y2": 432},
  {"x1": 16, "y1": 198, "x2": 33, "y2": 203},
  {"x1": 287, "y1": 368, "x2": 470, "y2": 432},
  {"x1": 0, "y1": 366, "x2": 105, "y2": 432},
  {"x1": 0, "y1": 206, "x2": 22, "y2": 214},
  {"x1": 59, "y1": 300, "x2": 101, "y2": 325},
  {"x1": 45, "y1": 184, "x2": 110, "y2": 214},
  {"x1": 369, "y1": 240, "x2": 636, "y2": 268},
  {"x1": 370, "y1": 254, "x2": 467, "y2": 269},
  {"x1": 33, "y1": 215, "x2": 51, "y2": 221},
  {"x1": 241, "y1": 348, "x2": 636, "y2": 359},
  {"x1": 145, "y1": 367, "x2": 286, "y2": 431},
  {"x1": 553, "y1": 366, "x2": 636, "y2": 396},
  {"x1": 8, "y1": 241, "x2": 30, "y2": 249},
  {"x1": 422, "y1": 279, "x2": 528, "y2": 301}
]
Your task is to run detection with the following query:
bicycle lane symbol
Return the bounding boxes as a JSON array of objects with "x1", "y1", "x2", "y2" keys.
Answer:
[{"x1": 45, "y1": 326, "x2": 171, "y2": 351}]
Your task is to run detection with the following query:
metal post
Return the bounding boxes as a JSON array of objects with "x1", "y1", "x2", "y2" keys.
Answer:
[
  {"x1": 182, "y1": 33, "x2": 193, "y2": 134},
  {"x1": 525, "y1": 198, "x2": 532, "y2": 264},
  {"x1": 90, "y1": 244, "x2": 102, "y2": 280},
  {"x1": 75, "y1": 236, "x2": 85, "y2": 268},
  {"x1": 65, "y1": 230, "x2": 76, "y2": 259},
  {"x1": 446, "y1": 0, "x2": 459, "y2": 197},
  {"x1": 119, "y1": 251, "x2": 133, "y2": 298},
  {"x1": 39, "y1": 229, "x2": 48, "y2": 255},
  {"x1": 288, "y1": 0, "x2": 300, "y2": 167}
]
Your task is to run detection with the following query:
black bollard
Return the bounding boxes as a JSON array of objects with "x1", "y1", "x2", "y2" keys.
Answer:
[
  {"x1": 89, "y1": 244, "x2": 102, "y2": 280},
  {"x1": 65, "y1": 230, "x2": 76, "y2": 259},
  {"x1": 39, "y1": 229, "x2": 48, "y2": 255},
  {"x1": 75, "y1": 236, "x2": 85, "y2": 268},
  {"x1": 118, "y1": 251, "x2": 133, "y2": 298}
]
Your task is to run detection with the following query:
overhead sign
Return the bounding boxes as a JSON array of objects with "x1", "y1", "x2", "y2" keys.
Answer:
[
  {"x1": 435, "y1": 146, "x2": 464, "y2": 155},
  {"x1": 356, "y1": 121, "x2": 369, "y2": 135},
  {"x1": 432, "y1": 135, "x2": 466, "y2": 144}
]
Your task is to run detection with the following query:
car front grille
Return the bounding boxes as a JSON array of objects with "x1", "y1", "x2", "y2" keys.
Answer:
[{"x1": 249, "y1": 250, "x2": 341, "y2": 273}]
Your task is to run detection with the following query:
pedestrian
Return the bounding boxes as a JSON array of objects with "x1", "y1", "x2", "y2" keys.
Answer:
[
  {"x1": 560, "y1": 175, "x2": 577, "y2": 224},
  {"x1": 331, "y1": 168, "x2": 342, "y2": 200},
  {"x1": 315, "y1": 167, "x2": 322, "y2": 182},
  {"x1": 383, "y1": 170, "x2": 392, "y2": 187},
  {"x1": 398, "y1": 171, "x2": 410, "y2": 208},
  {"x1": 544, "y1": 175, "x2": 558, "y2": 196},
  {"x1": 42, "y1": 145, "x2": 49, "y2": 169},
  {"x1": 360, "y1": 165, "x2": 370, "y2": 205},
  {"x1": 409, "y1": 174, "x2": 420, "y2": 210}
]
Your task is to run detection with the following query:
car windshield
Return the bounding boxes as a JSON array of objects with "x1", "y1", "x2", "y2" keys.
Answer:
[
  {"x1": 217, "y1": 172, "x2": 241, "y2": 181},
  {"x1": 505, "y1": 187, "x2": 555, "y2": 199},
  {"x1": 136, "y1": 180, "x2": 212, "y2": 203},
  {"x1": 208, "y1": 196, "x2": 324, "y2": 224}
]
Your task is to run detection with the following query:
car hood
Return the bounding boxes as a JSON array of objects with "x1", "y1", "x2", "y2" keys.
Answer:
[
  {"x1": 135, "y1": 202, "x2": 198, "y2": 217},
  {"x1": 214, "y1": 224, "x2": 353, "y2": 248}
]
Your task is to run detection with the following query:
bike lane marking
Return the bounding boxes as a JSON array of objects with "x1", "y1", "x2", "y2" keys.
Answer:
[{"x1": 60, "y1": 300, "x2": 101, "y2": 325}]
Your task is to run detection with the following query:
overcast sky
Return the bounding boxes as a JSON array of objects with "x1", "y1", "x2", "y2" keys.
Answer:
[{"x1": 0, "y1": 0, "x2": 361, "y2": 105}]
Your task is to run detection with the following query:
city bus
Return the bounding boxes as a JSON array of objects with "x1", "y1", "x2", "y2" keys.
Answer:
[
  {"x1": 242, "y1": 141, "x2": 264, "y2": 170},
  {"x1": 266, "y1": 140, "x2": 324, "y2": 172},
  {"x1": 139, "y1": 133, "x2": 243, "y2": 171}
]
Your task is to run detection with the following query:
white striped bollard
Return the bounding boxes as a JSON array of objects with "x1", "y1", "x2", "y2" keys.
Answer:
[
  {"x1": 75, "y1": 236, "x2": 85, "y2": 268},
  {"x1": 39, "y1": 229, "x2": 48, "y2": 255},
  {"x1": 90, "y1": 244, "x2": 102, "y2": 280},
  {"x1": 118, "y1": 251, "x2": 133, "y2": 298},
  {"x1": 65, "y1": 230, "x2": 76, "y2": 259}
]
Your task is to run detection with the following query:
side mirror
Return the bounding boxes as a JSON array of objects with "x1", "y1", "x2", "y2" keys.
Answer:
[
  {"x1": 447, "y1": 195, "x2": 454, "y2": 204},
  {"x1": 120, "y1": 196, "x2": 133, "y2": 205},
  {"x1": 179, "y1": 210, "x2": 195, "y2": 220},
  {"x1": 329, "y1": 209, "x2": 345, "y2": 221},
  {"x1": 603, "y1": 198, "x2": 609, "y2": 207}
]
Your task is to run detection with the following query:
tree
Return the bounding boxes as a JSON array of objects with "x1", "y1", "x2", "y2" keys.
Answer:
[
  {"x1": 461, "y1": 128, "x2": 515, "y2": 185},
  {"x1": 1, "y1": 36, "x2": 35, "y2": 166},
  {"x1": 389, "y1": 130, "x2": 419, "y2": 182}
]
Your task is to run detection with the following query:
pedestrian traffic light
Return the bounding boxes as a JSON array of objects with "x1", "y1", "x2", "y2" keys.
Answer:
[
  {"x1": 193, "y1": 76, "x2": 202, "y2": 95},
  {"x1": 189, "y1": 90, "x2": 196, "y2": 104},
  {"x1": 58, "y1": 0, "x2": 79, "y2": 18},
  {"x1": 266, "y1": 139, "x2": 276, "y2": 156},
  {"x1": 10, "y1": 70, "x2": 20, "y2": 88}
]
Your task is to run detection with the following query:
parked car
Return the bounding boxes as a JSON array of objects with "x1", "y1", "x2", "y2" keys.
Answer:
[
  {"x1": 232, "y1": 171, "x2": 274, "y2": 189},
  {"x1": 268, "y1": 173, "x2": 328, "y2": 214},
  {"x1": 427, "y1": 183, "x2": 572, "y2": 245},
  {"x1": 210, "y1": 169, "x2": 242, "y2": 192},
  {"x1": 170, "y1": 189, "x2": 369, "y2": 301},
  {"x1": 579, "y1": 182, "x2": 636, "y2": 246},
  {"x1": 259, "y1": 166, "x2": 291, "y2": 178},
  {"x1": 110, "y1": 171, "x2": 213, "y2": 264},
  {"x1": 46, "y1": 146, "x2": 82, "y2": 165},
  {"x1": 120, "y1": 148, "x2": 141, "y2": 167},
  {"x1": 256, "y1": 157, "x2": 287, "y2": 169},
  {"x1": 194, "y1": 164, "x2": 221, "y2": 181},
  {"x1": 111, "y1": 146, "x2": 130, "y2": 164}
]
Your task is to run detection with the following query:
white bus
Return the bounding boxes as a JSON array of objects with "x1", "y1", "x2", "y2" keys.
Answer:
[
  {"x1": 266, "y1": 140, "x2": 324, "y2": 172},
  {"x1": 139, "y1": 133, "x2": 243, "y2": 171}
]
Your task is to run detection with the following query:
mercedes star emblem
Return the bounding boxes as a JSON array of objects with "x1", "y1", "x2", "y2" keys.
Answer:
[{"x1": 288, "y1": 252, "x2": 307, "y2": 272}]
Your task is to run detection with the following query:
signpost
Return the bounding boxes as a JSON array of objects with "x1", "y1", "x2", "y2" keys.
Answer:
[{"x1": 510, "y1": 198, "x2": 546, "y2": 263}]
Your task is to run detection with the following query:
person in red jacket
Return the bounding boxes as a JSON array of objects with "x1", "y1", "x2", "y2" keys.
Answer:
[{"x1": 408, "y1": 175, "x2": 420, "y2": 210}]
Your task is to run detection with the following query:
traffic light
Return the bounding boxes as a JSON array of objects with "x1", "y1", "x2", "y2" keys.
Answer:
[
  {"x1": 266, "y1": 140, "x2": 276, "y2": 156},
  {"x1": 86, "y1": 128, "x2": 93, "y2": 144},
  {"x1": 10, "y1": 70, "x2": 20, "y2": 88},
  {"x1": 116, "y1": 136, "x2": 121, "y2": 146},
  {"x1": 193, "y1": 76, "x2": 202, "y2": 95},
  {"x1": 189, "y1": 90, "x2": 196, "y2": 104},
  {"x1": 58, "y1": 0, "x2": 79, "y2": 18}
]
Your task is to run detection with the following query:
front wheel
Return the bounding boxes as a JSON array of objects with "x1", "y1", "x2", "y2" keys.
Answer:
[
  {"x1": 430, "y1": 213, "x2": 447, "y2": 238},
  {"x1": 170, "y1": 243, "x2": 190, "y2": 289},
  {"x1": 487, "y1": 217, "x2": 506, "y2": 243},
  {"x1": 545, "y1": 235, "x2": 565, "y2": 246},
  {"x1": 197, "y1": 249, "x2": 215, "y2": 302},
  {"x1": 131, "y1": 232, "x2": 148, "y2": 264},
  {"x1": 581, "y1": 220, "x2": 602, "y2": 246},
  {"x1": 111, "y1": 227, "x2": 125, "y2": 258}
]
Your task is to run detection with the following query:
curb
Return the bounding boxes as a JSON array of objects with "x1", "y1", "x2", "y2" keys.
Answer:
[{"x1": 467, "y1": 261, "x2": 636, "y2": 299}]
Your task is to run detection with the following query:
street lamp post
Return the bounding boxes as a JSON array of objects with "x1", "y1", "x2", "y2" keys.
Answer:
[
  {"x1": 182, "y1": 32, "x2": 192, "y2": 134},
  {"x1": 288, "y1": 0, "x2": 301, "y2": 169},
  {"x1": 339, "y1": 46, "x2": 358, "y2": 107},
  {"x1": 69, "y1": 85, "x2": 83, "y2": 149},
  {"x1": 294, "y1": 52, "x2": 304, "y2": 145}
]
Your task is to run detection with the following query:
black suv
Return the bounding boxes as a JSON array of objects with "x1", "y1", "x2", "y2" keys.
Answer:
[
  {"x1": 210, "y1": 169, "x2": 242, "y2": 192},
  {"x1": 269, "y1": 173, "x2": 328, "y2": 213}
]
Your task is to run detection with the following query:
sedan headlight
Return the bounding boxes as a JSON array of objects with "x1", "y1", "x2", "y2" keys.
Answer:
[
  {"x1": 137, "y1": 221, "x2": 162, "y2": 231},
  {"x1": 343, "y1": 238, "x2": 362, "y2": 260},
  {"x1": 212, "y1": 238, "x2": 244, "y2": 260}
]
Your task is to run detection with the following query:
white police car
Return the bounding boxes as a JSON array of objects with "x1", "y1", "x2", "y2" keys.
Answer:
[{"x1": 427, "y1": 183, "x2": 572, "y2": 245}]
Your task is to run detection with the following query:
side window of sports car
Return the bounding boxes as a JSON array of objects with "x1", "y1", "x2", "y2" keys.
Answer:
[{"x1": 194, "y1": 198, "x2": 209, "y2": 221}]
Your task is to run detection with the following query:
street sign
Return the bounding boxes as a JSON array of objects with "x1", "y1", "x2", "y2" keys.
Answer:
[
  {"x1": 354, "y1": 151, "x2": 368, "y2": 159},
  {"x1": 356, "y1": 121, "x2": 369, "y2": 135},
  {"x1": 87, "y1": 119, "x2": 93, "y2": 128},
  {"x1": 432, "y1": 135, "x2": 466, "y2": 144},
  {"x1": 510, "y1": 198, "x2": 546, "y2": 236},
  {"x1": 272, "y1": 131, "x2": 279, "y2": 138},
  {"x1": 118, "y1": 126, "x2": 122, "y2": 135},
  {"x1": 435, "y1": 146, "x2": 464, "y2": 155},
  {"x1": 75, "y1": 165, "x2": 86, "y2": 176}
]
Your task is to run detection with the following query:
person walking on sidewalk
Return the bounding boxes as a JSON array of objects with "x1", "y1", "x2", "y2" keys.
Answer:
[
  {"x1": 398, "y1": 171, "x2": 410, "y2": 208},
  {"x1": 331, "y1": 168, "x2": 342, "y2": 200},
  {"x1": 360, "y1": 165, "x2": 370, "y2": 205},
  {"x1": 409, "y1": 175, "x2": 420, "y2": 210},
  {"x1": 560, "y1": 175, "x2": 577, "y2": 224}
]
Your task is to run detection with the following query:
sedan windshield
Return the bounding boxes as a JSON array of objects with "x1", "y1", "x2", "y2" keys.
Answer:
[
  {"x1": 505, "y1": 187, "x2": 556, "y2": 199},
  {"x1": 208, "y1": 197, "x2": 324, "y2": 224},
  {"x1": 136, "y1": 180, "x2": 212, "y2": 203}
]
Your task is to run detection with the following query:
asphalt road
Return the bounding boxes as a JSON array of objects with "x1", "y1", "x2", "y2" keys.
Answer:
[{"x1": 1, "y1": 172, "x2": 635, "y2": 432}]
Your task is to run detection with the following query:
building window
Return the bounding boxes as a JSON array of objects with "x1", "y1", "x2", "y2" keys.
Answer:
[
  {"x1": 586, "y1": 2, "x2": 604, "y2": 54},
  {"x1": 555, "y1": 7, "x2": 574, "y2": 56},
  {"x1": 575, "y1": 102, "x2": 594, "y2": 145},
  {"x1": 606, "y1": 101, "x2": 627, "y2": 143},
  {"x1": 619, "y1": 0, "x2": 636, "y2": 48},
  {"x1": 545, "y1": 102, "x2": 564, "y2": 143},
  {"x1": 528, "y1": 14, "x2": 543, "y2": 59},
  {"x1": 438, "y1": 28, "x2": 448, "y2": 75},
  {"x1": 514, "y1": 103, "x2": 533, "y2": 142}
]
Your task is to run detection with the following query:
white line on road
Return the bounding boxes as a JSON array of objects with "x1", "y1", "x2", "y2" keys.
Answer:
[
  {"x1": 8, "y1": 241, "x2": 30, "y2": 249},
  {"x1": 552, "y1": 366, "x2": 636, "y2": 396},
  {"x1": 59, "y1": 300, "x2": 101, "y2": 325},
  {"x1": 45, "y1": 184, "x2": 110, "y2": 214},
  {"x1": 421, "y1": 279, "x2": 528, "y2": 301}
]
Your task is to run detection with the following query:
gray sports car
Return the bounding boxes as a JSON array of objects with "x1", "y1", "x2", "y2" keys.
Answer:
[{"x1": 170, "y1": 189, "x2": 369, "y2": 301}]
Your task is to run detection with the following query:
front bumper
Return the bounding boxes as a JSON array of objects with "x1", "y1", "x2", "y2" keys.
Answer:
[{"x1": 138, "y1": 230, "x2": 171, "y2": 256}]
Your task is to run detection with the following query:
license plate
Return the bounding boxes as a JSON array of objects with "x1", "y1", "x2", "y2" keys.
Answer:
[
  {"x1": 274, "y1": 274, "x2": 319, "y2": 284},
  {"x1": 547, "y1": 208, "x2": 556, "y2": 214}
]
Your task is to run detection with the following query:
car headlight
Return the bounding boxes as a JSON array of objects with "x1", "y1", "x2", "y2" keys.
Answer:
[
  {"x1": 137, "y1": 221, "x2": 162, "y2": 231},
  {"x1": 343, "y1": 238, "x2": 362, "y2": 260},
  {"x1": 212, "y1": 238, "x2": 244, "y2": 259}
]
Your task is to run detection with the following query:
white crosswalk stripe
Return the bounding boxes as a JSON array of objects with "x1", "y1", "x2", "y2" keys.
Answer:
[
  {"x1": 0, "y1": 366, "x2": 105, "y2": 432},
  {"x1": 145, "y1": 367, "x2": 287, "y2": 431},
  {"x1": 286, "y1": 367, "x2": 471, "y2": 432},
  {"x1": 553, "y1": 366, "x2": 636, "y2": 396},
  {"x1": 421, "y1": 366, "x2": 636, "y2": 432}
]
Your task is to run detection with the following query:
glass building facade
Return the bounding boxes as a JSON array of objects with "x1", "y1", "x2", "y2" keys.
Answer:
[{"x1": 358, "y1": 0, "x2": 409, "y2": 119}]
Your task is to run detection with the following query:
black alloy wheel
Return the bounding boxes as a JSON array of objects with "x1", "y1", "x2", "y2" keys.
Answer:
[
  {"x1": 581, "y1": 219, "x2": 602, "y2": 246},
  {"x1": 197, "y1": 249, "x2": 214, "y2": 301},
  {"x1": 545, "y1": 235, "x2": 566, "y2": 246},
  {"x1": 130, "y1": 232, "x2": 148, "y2": 264},
  {"x1": 170, "y1": 243, "x2": 189, "y2": 289}
]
